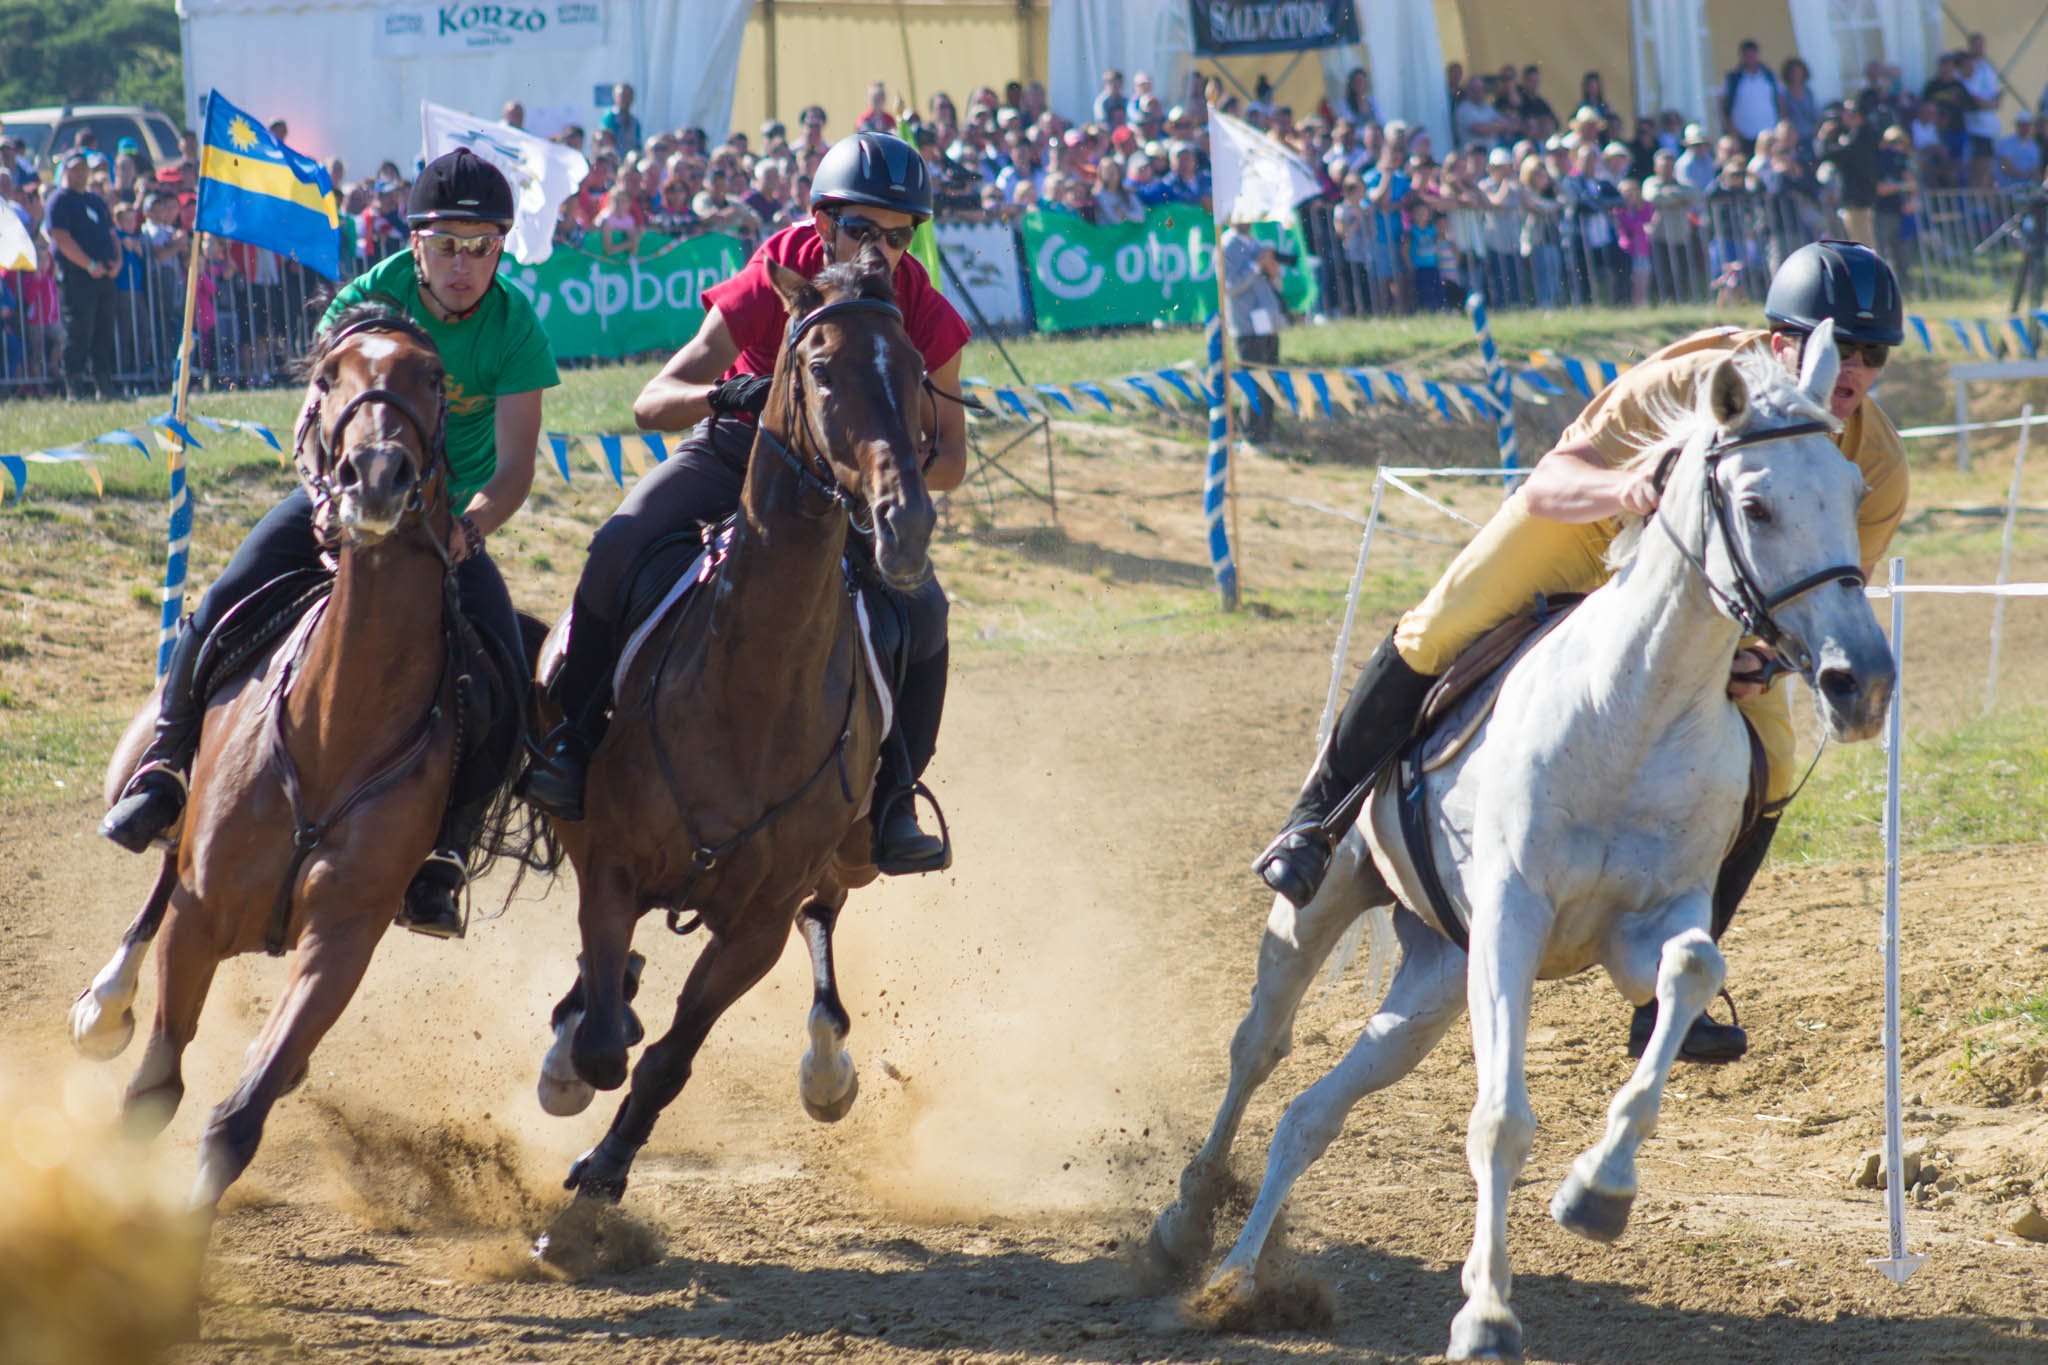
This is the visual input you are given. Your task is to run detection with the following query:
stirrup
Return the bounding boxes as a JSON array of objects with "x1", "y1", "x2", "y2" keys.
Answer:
[
  {"x1": 1253, "y1": 822, "x2": 1334, "y2": 909},
  {"x1": 99, "y1": 761, "x2": 190, "y2": 852},
  {"x1": 873, "y1": 781, "x2": 952, "y2": 876},
  {"x1": 398, "y1": 850, "x2": 469, "y2": 940}
]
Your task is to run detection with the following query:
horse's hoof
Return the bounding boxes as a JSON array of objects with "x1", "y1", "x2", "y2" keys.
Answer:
[
  {"x1": 800, "y1": 1061, "x2": 859, "y2": 1123},
  {"x1": 1550, "y1": 1170, "x2": 1634, "y2": 1244},
  {"x1": 1144, "y1": 1203, "x2": 1212, "y2": 1283},
  {"x1": 1183, "y1": 1265, "x2": 1257, "y2": 1330},
  {"x1": 563, "y1": 1151, "x2": 628, "y2": 1203},
  {"x1": 68, "y1": 990, "x2": 135, "y2": 1062},
  {"x1": 537, "y1": 1071, "x2": 596, "y2": 1117},
  {"x1": 1448, "y1": 1307, "x2": 1523, "y2": 1361},
  {"x1": 570, "y1": 1044, "x2": 628, "y2": 1092}
]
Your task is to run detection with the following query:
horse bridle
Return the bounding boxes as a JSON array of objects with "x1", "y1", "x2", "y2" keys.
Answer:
[
  {"x1": 294, "y1": 316, "x2": 455, "y2": 561},
  {"x1": 751, "y1": 295, "x2": 960, "y2": 533},
  {"x1": 1650, "y1": 420, "x2": 1866, "y2": 680}
]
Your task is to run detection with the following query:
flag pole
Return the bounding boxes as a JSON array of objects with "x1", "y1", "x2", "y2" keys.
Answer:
[
  {"x1": 156, "y1": 224, "x2": 204, "y2": 676},
  {"x1": 1213, "y1": 253, "x2": 1241, "y2": 589}
]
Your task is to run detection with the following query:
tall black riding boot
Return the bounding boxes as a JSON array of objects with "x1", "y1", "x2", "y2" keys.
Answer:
[
  {"x1": 522, "y1": 599, "x2": 617, "y2": 823},
  {"x1": 1627, "y1": 814, "x2": 1779, "y2": 1064},
  {"x1": 100, "y1": 622, "x2": 207, "y2": 852},
  {"x1": 873, "y1": 645, "x2": 950, "y2": 875},
  {"x1": 398, "y1": 795, "x2": 490, "y2": 940},
  {"x1": 1254, "y1": 632, "x2": 1437, "y2": 909}
]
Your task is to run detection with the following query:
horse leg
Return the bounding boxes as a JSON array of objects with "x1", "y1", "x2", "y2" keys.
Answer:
[
  {"x1": 569, "y1": 861, "x2": 639, "y2": 1092},
  {"x1": 1448, "y1": 876, "x2": 1549, "y2": 1363},
  {"x1": 122, "y1": 889, "x2": 220, "y2": 1140},
  {"x1": 540, "y1": 950, "x2": 646, "y2": 1117},
  {"x1": 191, "y1": 916, "x2": 384, "y2": 1209},
  {"x1": 564, "y1": 913, "x2": 793, "y2": 1203},
  {"x1": 797, "y1": 887, "x2": 858, "y2": 1123},
  {"x1": 71, "y1": 851, "x2": 178, "y2": 1061},
  {"x1": 1199, "y1": 915, "x2": 1467, "y2": 1309},
  {"x1": 1553, "y1": 898, "x2": 1721, "y2": 1244},
  {"x1": 1148, "y1": 837, "x2": 1379, "y2": 1279}
]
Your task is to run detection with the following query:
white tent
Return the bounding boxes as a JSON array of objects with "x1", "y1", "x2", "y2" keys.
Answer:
[{"x1": 176, "y1": 0, "x2": 750, "y2": 183}]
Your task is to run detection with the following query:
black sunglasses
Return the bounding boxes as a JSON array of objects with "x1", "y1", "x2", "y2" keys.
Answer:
[
  {"x1": 832, "y1": 211, "x2": 916, "y2": 250},
  {"x1": 1834, "y1": 338, "x2": 1889, "y2": 369}
]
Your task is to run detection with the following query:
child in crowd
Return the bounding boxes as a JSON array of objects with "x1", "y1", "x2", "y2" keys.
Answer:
[
  {"x1": 1614, "y1": 178, "x2": 1653, "y2": 306},
  {"x1": 1406, "y1": 198, "x2": 1445, "y2": 310},
  {"x1": 595, "y1": 186, "x2": 643, "y2": 257}
]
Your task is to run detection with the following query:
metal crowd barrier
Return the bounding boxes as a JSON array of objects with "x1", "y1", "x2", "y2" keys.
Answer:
[{"x1": 1300, "y1": 184, "x2": 2027, "y2": 318}]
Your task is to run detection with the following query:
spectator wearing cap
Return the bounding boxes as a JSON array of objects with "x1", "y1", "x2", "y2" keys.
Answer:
[
  {"x1": 1994, "y1": 112, "x2": 2043, "y2": 189},
  {"x1": 1599, "y1": 140, "x2": 1632, "y2": 184},
  {"x1": 1721, "y1": 40, "x2": 1781, "y2": 146},
  {"x1": 1124, "y1": 150, "x2": 1168, "y2": 207},
  {"x1": 1875, "y1": 123, "x2": 1916, "y2": 260},
  {"x1": 1474, "y1": 145, "x2": 1524, "y2": 303},
  {"x1": 1676, "y1": 122, "x2": 1717, "y2": 190},
  {"x1": 43, "y1": 152, "x2": 121, "y2": 399}
]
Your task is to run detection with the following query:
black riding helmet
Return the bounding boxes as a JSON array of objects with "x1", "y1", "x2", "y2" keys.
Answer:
[
  {"x1": 809, "y1": 132, "x2": 932, "y2": 221},
  {"x1": 1764, "y1": 239, "x2": 1905, "y2": 347},
  {"x1": 407, "y1": 148, "x2": 516, "y2": 228}
]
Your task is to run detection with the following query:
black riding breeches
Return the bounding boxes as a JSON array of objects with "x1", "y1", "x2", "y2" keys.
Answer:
[
  {"x1": 576, "y1": 415, "x2": 949, "y2": 665},
  {"x1": 186, "y1": 487, "x2": 528, "y2": 752}
]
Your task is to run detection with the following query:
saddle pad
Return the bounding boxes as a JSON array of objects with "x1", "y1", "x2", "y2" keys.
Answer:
[
  {"x1": 192, "y1": 567, "x2": 334, "y2": 705},
  {"x1": 555, "y1": 549, "x2": 895, "y2": 739}
]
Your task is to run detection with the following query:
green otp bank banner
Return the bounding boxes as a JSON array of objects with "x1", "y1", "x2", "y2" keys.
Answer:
[
  {"x1": 1020, "y1": 204, "x2": 1316, "y2": 333},
  {"x1": 498, "y1": 233, "x2": 749, "y2": 362}
]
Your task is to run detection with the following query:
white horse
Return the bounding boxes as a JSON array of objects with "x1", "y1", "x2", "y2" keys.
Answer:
[{"x1": 1151, "y1": 323, "x2": 1895, "y2": 1361}]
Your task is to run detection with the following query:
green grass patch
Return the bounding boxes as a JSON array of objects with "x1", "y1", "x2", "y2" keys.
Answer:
[
  {"x1": 0, "y1": 707, "x2": 123, "y2": 803},
  {"x1": 1970, "y1": 989, "x2": 2048, "y2": 1032},
  {"x1": 1778, "y1": 702, "x2": 2048, "y2": 864}
]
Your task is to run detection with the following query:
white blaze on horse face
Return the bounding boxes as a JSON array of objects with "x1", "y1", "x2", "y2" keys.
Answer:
[{"x1": 353, "y1": 333, "x2": 401, "y2": 364}]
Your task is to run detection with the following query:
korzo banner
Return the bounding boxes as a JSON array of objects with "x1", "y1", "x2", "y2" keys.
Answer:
[
  {"x1": 1189, "y1": 0, "x2": 1358, "y2": 56},
  {"x1": 1020, "y1": 204, "x2": 1315, "y2": 333},
  {"x1": 498, "y1": 233, "x2": 747, "y2": 362}
]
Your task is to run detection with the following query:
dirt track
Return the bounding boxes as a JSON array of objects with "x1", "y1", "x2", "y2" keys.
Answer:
[{"x1": 7, "y1": 418, "x2": 2048, "y2": 1363}]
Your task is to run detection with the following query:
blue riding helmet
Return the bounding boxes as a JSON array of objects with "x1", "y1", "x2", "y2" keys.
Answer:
[{"x1": 1763, "y1": 239, "x2": 1905, "y2": 347}]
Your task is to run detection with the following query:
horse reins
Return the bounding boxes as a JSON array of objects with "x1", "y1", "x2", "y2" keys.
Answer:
[{"x1": 1649, "y1": 420, "x2": 1866, "y2": 681}]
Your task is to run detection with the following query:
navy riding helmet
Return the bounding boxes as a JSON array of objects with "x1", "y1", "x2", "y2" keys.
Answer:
[
  {"x1": 1763, "y1": 239, "x2": 1905, "y2": 347},
  {"x1": 809, "y1": 132, "x2": 932, "y2": 221}
]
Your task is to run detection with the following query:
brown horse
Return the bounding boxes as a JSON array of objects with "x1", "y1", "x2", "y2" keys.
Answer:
[
  {"x1": 70, "y1": 309, "x2": 480, "y2": 1208},
  {"x1": 533, "y1": 249, "x2": 935, "y2": 1205}
]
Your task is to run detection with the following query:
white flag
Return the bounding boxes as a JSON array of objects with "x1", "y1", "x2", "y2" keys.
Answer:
[
  {"x1": 420, "y1": 100, "x2": 589, "y2": 265},
  {"x1": 0, "y1": 204, "x2": 35, "y2": 271},
  {"x1": 1208, "y1": 108, "x2": 1323, "y2": 224}
]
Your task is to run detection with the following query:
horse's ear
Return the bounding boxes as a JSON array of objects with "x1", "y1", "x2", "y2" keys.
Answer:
[
  {"x1": 1705, "y1": 355, "x2": 1749, "y2": 430},
  {"x1": 1797, "y1": 316, "x2": 1839, "y2": 410},
  {"x1": 767, "y1": 260, "x2": 818, "y2": 315}
]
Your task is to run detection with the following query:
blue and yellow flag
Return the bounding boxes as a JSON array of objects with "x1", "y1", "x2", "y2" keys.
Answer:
[{"x1": 198, "y1": 91, "x2": 341, "y2": 278}]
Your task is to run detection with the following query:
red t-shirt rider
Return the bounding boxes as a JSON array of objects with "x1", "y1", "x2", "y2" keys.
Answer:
[{"x1": 525, "y1": 132, "x2": 970, "y2": 875}]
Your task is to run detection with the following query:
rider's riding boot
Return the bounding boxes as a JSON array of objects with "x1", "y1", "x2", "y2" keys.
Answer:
[
  {"x1": 100, "y1": 622, "x2": 206, "y2": 852},
  {"x1": 1626, "y1": 814, "x2": 1779, "y2": 1063},
  {"x1": 1254, "y1": 632, "x2": 1437, "y2": 909},
  {"x1": 397, "y1": 795, "x2": 490, "y2": 940},
  {"x1": 522, "y1": 602, "x2": 617, "y2": 823},
  {"x1": 873, "y1": 645, "x2": 950, "y2": 875}
]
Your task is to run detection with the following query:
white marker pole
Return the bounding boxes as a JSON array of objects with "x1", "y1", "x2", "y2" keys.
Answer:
[
  {"x1": 1987, "y1": 404, "x2": 2029, "y2": 713},
  {"x1": 1871, "y1": 555, "x2": 1924, "y2": 1286},
  {"x1": 1317, "y1": 470, "x2": 1387, "y2": 750}
]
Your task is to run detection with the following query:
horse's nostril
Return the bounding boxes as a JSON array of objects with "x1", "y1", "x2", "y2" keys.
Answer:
[
  {"x1": 335, "y1": 460, "x2": 360, "y2": 490},
  {"x1": 1818, "y1": 666, "x2": 1858, "y2": 704}
]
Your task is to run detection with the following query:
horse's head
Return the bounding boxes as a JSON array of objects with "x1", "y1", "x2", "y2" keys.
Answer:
[
  {"x1": 1680, "y1": 319, "x2": 1895, "y2": 741},
  {"x1": 294, "y1": 303, "x2": 450, "y2": 552},
  {"x1": 764, "y1": 246, "x2": 935, "y2": 589}
]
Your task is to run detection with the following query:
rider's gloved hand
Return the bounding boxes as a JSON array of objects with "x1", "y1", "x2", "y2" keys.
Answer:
[{"x1": 708, "y1": 374, "x2": 773, "y2": 416}]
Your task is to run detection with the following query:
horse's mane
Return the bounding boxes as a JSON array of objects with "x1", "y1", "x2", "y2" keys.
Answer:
[
  {"x1": 807, "y1": 247, "x2": 898, "y2": 309},
  {"x1": 1604, "y1": 342, "x2": 1839, "y2": 571},
  {"x1": 298, "y1": 298, "x2": 438, "y2": 381}
]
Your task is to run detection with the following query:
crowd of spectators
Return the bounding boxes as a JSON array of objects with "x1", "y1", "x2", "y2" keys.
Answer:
[{"x1": 10, "y1": 31, "x2": 2048, "y2": 397}]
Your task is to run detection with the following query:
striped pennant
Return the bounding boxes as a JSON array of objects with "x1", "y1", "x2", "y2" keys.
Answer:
[
  {"x1": 1343, "y1": 367, "x2": 1376, "y2": 404},
  {"x1": 641, "y1": 433, "x2": 669, "y2": 466},
  {"x1": 1033, "y1": 384, "x2": 1077, "y2": 412},
  {"x1": 1072, "y1": 381, "x2": 1117, "y2": 412},
  {"x1": 1908, "y1": 315, "x2": 1933, "y2": 353},
  {"x1": 546, "y1": 433, "x2": 572, "y2": 482},
  {"x1": 1306, "y1": 370, "x2": 1334, "y2": 418}
]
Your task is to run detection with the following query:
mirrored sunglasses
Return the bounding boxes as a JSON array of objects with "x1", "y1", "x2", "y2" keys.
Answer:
[
  {"x1": 833, "y1": 212, "x2": 916, "y2": 250},
  {"x1": 1836, "y1": 339, "x2": 1889, "y2": 369},
  {"x1": 414, "y1": 231, "x2": 505, "y2": 259}
]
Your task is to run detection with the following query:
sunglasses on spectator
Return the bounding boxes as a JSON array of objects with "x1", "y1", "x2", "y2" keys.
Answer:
[
  {"x1": 414, "y1": 231, "x2": 504, "y2": 259},
  {"x1": 832, "y1": 212, "x2": 916, "y2": 249}
]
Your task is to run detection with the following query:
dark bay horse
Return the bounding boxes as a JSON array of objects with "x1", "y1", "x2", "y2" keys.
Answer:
[
  {"x1": 70, "y1": 310, "x2": 496, "y2": 1208},
  {"x1": 535, "y1": 250, "x2": 935, "y2": 1205}
]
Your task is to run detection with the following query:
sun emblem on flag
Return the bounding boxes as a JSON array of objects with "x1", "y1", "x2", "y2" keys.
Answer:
[{"x1": 228, "y1": 116, "x2": 258, "y2": 152}]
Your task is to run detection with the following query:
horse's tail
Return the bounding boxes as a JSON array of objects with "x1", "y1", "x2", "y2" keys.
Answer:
[
  {"x1": 1317, "y1": 903, "x2": 1399, "y2": 1008},
  {"x1": 466, "y1": 608, "x2": 565, "y2": 900}
]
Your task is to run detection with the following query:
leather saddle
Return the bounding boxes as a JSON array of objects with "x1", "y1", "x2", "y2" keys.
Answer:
[{"x1": 1364, "y1": 596, "x2": 1769, "y2": 952}]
